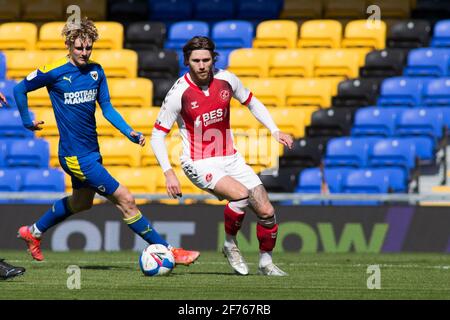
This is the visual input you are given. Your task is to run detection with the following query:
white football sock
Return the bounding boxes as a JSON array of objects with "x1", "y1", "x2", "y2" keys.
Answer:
[
  {"x1": 224, "y1": 235, "x2": 237, "y2": 249},
  {"x1": 30, "y1": 224, "x2": 42, "y2": 239},
  {"x1": 259, "y1": 251, "x2": 273, "y2": 268}
]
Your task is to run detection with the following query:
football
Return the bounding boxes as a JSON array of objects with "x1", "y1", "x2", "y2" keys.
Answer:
[{"x1": 139, "y1": 244, "x2": 175, "y2": 276}]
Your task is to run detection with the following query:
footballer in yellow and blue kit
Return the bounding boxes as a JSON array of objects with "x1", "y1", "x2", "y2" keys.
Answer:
[{"x1": 14, "y1": 56, "x2": 142, "y2": 196}]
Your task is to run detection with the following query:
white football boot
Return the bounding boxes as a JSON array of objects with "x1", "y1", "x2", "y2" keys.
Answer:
[
  {"x1": 258, "y1": 263, "x2": 288, "y2": 276},
  {"x1": 222, "y1": 245, "x2": 249, "y2": 276}
]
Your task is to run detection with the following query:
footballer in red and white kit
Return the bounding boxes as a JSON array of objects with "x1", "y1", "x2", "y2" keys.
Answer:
[{"x1": 151, "y1": 37, "x2": 293, "y2": 276}]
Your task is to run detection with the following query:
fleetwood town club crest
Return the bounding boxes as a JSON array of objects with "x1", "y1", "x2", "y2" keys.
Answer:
[
  {"x1": 220, "y1": 90, "x2": 230, "y2": 101},
  {"x1": 90, "y1": 71, "x2": 98, "y2": 81}
]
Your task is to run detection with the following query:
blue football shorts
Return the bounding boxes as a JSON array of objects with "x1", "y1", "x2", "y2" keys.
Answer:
[{"x1": 59, "y1": 152, "x2": 119, "y2": 196}]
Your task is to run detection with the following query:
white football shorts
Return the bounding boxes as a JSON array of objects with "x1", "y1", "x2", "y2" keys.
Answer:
[{"x1": 181, "y1": 152, "x2": 262, "y2": 192}]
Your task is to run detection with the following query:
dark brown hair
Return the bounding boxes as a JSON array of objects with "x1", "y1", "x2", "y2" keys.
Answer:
[{"x1": 182, "y1": 36, "x2": 219, "y2": 66}]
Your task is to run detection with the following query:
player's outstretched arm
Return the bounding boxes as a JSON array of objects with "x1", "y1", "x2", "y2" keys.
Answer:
[
  {"x1": 13, "y1": 81, "x2": 45, "y2": 131},
  {"x1": 247, "y1": 96, "x2": 293, "y2": 149},
  {"x1": 100, "y1": 101, "x2": 144, "y2": 146},
  {"x1": 150, "y1": 128, "x2": 182, "y2": 198}
]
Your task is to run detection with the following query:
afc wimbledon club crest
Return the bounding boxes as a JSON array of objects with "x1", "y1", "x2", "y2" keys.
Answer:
[{"x1": 90, "y1": 71, "x2": 98, "y2": 81}]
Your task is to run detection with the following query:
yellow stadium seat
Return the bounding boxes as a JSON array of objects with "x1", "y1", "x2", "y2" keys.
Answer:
[
  {"x1": 265, "y1": 107, "x2": 305, "y2": 137},
  {"x1": 107, "y1": 167, "x2": 157, "y2": 194},
  {"x1": 253, "y1": 20, "x2": 299, "y2": 49},
  {"x1": 36, "y1": 22, "x2": 66, "y2": 50},
  {"x1": 91, "y1": 49, "x2": 137, "y2": 78},
  {"x1": 241, "y1": 78, "x2": 286, "y2": 107},
  {"x1": 268, "y1": 49, "x2": 315, "y2": 77},
  {"x1": 43, "y1": 136, "x2": 60, "y2": 167},
  {"x1": 27, "y1": 87, "x2": 52, "y2": 108},
  {"x1": 31, "y1": 108, "x2": 59, "y2": 137},
  {"x1": 285, "y1": 78, "x2": 333, "y2": 107},
  {"x1": 235, "y1": 133, "x2": 281, "y2": 167},
  {"x1": 366, "y1": 0, "x2": 410, "y2": 19},
  {"x1": 0, "y1": 23, "x2": 38, "y2": 50},
  {"x1": 62, "y1": 0, "x2": 107, "y2": 20},
  {"x1": 324, "y1": 0, "x2": 366, "y2": 19},
  {"x1": 94, "y1": 22, "x2": 124, "y2": 50},
  {"x1": 280, "y1": 0, "x2": 322, "y2": 19},
  {"x1": 318, "y1": 76, "x2": 345, "y2": 96},
  {"x1": 0, "y1": 0, "x2": 21, "y2": 21},
  {"x1": 98, "y1": 137, "x2": 141, "y2": 167},
  {"x1": 298, "y1": 106, "x2": 319, "y2": 126},
  {"x1": 22, "y1": 0, "x2": 64, "y2": 21},
  {"x1": 2, "y1": 50, "x2": 47, "y2": 80},
  {"x1": 230, "y1": 107, "x2": 260, "y2": 134},
  {"x1": 227, "y1": 49, "x2": 271, "y2": 78},
  {"x1": 108, "y1": 78, "x2": 153, "y2": 108},
  {"x1": 121, "y1": 107, "x2": 159, "y2": 136},
  {"x1": 314, "y1": 49, "x2": 360, "y2": 78},
  {"x1": 298, "y1": 20, "x2": 343, "y2": 48},
  {"x1": 341, "y1": 20, "x2": 387, "y2": 50}
]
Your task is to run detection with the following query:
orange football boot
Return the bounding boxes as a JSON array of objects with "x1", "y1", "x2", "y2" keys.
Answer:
[
  {"x1": 17, "y1": 226, "x2": 44, "y2": 261},
  {"x1": 171, "y1": 248, "x2": 200, "y2": 266}
]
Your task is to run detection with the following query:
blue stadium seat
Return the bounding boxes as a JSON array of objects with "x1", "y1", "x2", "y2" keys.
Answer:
[
  {"x1": 324, "y1": 137, "x2": 372, "y2": 168},
  {"x1": 378, "y1": 167, "x2": 408, "y2": 193},
  {"x1": 165, "y1": 21, "x2": 209, "y2": 50},
  {"x1": 193, "y1": 0, "x2": 235, "y2": 21},
  {"x1": 4, "y1": 139, "x2": 49, "y2": 168},
  {"x1": 0, "y1": 139, "x2": 7, "y2": 167},
  {"x1": 0, "y1": 51, "x2": 5, "y2": 80},
  {"x1": 422, "y1": 77, "x2": 450, "y2": 106},
  {"x1": 216, "y1": 49, "x2": 233, "y2": 69},
  {"x1": 342, "y1": 169, "x2": 389, "y2": 193},
  {"x1": 0, "y1": 109, "x2": 34, "y2": 138},
  {"x1": 431, "y1": 20, "x2": 450, "y2": 47},
  {"x1": 351, "y1": 107, "x2": 399, "y2": 137},
  {"x1": 212, "y1": 20, "x2": 254, "y2": 49},
  {"x1": 20, "y1": 168, "x2": 65, "y2": 192},
  {"x1": 20, "y1": 168, "x2": 65, "y2": 204},
  {"x1": 338, "y1": 169, "x2": 389, "y2": 205},
  {"x1": 377, "y1": 77, "x2": 427, "y2": 106},
  {"x1": 403, "y1": 48, "x2": 450, "y2": 77},
  {"x1": 402, "y1": 136, "x2": 435, "y2": 166},
  {"x1": 174, "y1": 49, "x2": 189, "y2": 76},
  {"x1": 148, "y1": 0, "x2": 193, "y2": 22},
  {"x1": 0, "y1": 168, "x2": 22, "y2": 203},
  {"x1": 0, "y1": 168, "x2": 21, "y2": 191},
  {"x1": 395, "y1": 108, "x2": 444, "y2": 144},
  {"x1": 236, "y1": 0, "x2": 282, "y2": 21},
  {"x1": 368, "y1": 138, "x2": 417, "y2": 179},
  {"x1": 294, "y1": 167, "x2": 350, "y2": 205},
  {"x1": 0, "y1": 80, "x2": 17, "y2": 108}
]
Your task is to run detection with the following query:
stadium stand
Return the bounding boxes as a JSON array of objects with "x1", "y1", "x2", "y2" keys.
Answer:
[
  {"x1": 280, "y1": 0, "x2": 323, "y2": 20},
  {"x1": 268, "y1": 49, "x2": 315, "y2": 78},
  {"x1": 212, "y1": 20, "x2": 254, "y2": 49},
  {"x1": 297, "y1": 19, "x2": 342, "y2": 48},
  {"x1": 359, "y1": 49, "x2": 407, "y2": 78},
  {"x1": 431, "y1": 19, "x2": 450, "y2": 47},
  {"x1": 386, "y1": 20, "x2": 431, "y2": 49},
  {"x1": 2, "y1": 0, "x2": 450, "y2": 203},
  {"x1": 0, "y1": 22, "x2": 38, "y2": 51},
  {"x1": 108, "y1": 0, "x2": 148, "y2": 23},
  {"x1": 252, "y1": 20, "x2": 298, "y2": 49},
  {"x1": 125, "y1": 22, "x2": 166, "y2": 51},
  {"x1": 137, "y1": 49, "x2": 179, "y2": 80}
]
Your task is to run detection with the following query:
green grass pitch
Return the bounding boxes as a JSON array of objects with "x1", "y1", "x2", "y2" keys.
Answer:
[{"x1": 1, "y1": 251, "x2": 449, "y2": 300}]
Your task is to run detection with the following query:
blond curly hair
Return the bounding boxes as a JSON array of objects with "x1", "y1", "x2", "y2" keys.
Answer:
[{"x1": 62, "y1": 18, "x2": 99, "y2": 48}]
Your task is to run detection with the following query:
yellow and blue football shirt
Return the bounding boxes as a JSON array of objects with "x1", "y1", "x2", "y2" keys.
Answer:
[{"x1": 22, "y1": 56, "x2": 110, "y2": 157}]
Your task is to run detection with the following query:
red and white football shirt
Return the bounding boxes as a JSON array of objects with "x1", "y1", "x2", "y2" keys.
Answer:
[{"x1": 154, "y1": 69, "x2": 253, "y2": 161}]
